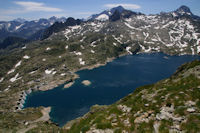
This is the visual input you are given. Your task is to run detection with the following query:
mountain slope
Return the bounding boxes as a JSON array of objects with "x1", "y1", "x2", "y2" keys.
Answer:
[
  {"x1": 0, "y1": 36, "x2": 28, "y2": 49},
  {"x1": 41, "y1": 17, "x2": 82, "y2": 40},
  {"x1": 47, "y1": 5, "x2": 200, "y2": 55}
]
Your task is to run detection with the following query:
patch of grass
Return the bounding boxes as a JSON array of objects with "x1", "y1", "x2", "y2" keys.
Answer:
[
  {"x1": 109, "y1": 106, "x2": 122, "y2": 115},
  {"x1": 114, "y1": 128, "x2": 122, "y2": 133},
  {"x1": 93, "y1": 114, "x2": 104, "y2": 124},
  {"x1": 136, "y1": 121, "x2": 154, "y2": 133},
  {"x1": 81, "y1": 125, "x2": 90, "y2": 133},
  {"x1": 181, "y1": 114, "x2": 200, "y2": 132},
  {"x1": 159, "y1": 120, "x2": 173, "y2": 133},
  {"x1": 96, "y1": 122, "x2": 112, "y2": 129},
  {"x1": 174, "y1": 107, "x2": 186, "y2": 116}
]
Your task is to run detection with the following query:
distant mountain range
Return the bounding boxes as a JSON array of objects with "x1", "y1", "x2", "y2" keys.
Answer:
[
  {"x1": 0, "y1": 5, "x2": 200, "y2": 51},
  {"x1": 0, "y1": 16, "x2": 66, "y2": 41}
]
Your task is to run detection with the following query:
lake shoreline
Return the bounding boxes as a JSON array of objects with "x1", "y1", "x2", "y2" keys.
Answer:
[{"x1": 22, "y1": 52, "x2": 200, "y2": 127}]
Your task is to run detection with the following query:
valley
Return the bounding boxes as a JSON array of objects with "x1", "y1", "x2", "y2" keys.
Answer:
[{"x1": 0, "y1": 5, "x2": 200, "y2": 132}]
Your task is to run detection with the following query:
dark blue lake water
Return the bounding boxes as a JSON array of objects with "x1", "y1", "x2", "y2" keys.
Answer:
[{"x1": 24, "y1": 53, "x2": 200, "y2": 126}]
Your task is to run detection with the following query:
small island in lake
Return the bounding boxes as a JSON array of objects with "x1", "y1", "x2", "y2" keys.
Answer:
[{"x1": 81, "y1": 80, "x2": 91, "y2": 86}]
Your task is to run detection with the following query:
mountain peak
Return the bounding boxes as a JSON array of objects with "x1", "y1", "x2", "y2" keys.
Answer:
[
  {"x1": 175, "y1": 5, "x2": 192, "y2": 15},
  {"x1": 88, "y1": 5, "x2": 134, "y2": 21},
  {"x1": 49, "y1": 16, "x2": 57, "y2": 20},
  {"x1": 110, "y1": 6, "x2": 125, "y2": 13},
  {"x1": 178, "y1": 5, "x2": 191, "y2": 12}
]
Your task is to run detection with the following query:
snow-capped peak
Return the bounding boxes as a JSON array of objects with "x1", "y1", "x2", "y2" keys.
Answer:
[
  {"x1": 175, "y1": 5, "x2": 192, "y2": 16},
  {"x1": 88, "y1": 6, "x2": 126, "y2": 21}
]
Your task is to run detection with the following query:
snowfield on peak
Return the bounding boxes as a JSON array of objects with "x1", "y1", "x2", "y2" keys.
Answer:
[{"x1": 96, "y1": 14, "x2": 109, "y2": 21}]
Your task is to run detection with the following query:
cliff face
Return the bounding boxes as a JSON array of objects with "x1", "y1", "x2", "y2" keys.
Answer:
[{"x1": 64, "y1": 60, "x2": 200, "y2": 133}]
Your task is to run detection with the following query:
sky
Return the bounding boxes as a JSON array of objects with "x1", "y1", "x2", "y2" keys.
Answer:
[{"x1": 0, "y1": 0, "x2": 200, "y2": 21}]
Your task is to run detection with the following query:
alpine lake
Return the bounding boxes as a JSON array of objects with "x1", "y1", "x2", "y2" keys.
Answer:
[{"x1": 24, "y1": 53, "x2": 200, "y2": 126}]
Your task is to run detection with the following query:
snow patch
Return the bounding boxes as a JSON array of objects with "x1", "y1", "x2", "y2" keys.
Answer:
[
  {"x1": 7, "y1": 69, "x2": 15, "y2": 74},
  {"x1": 23, "y1": 55, "x2": 30, "y2": 59},
  {"x1": 185, "y1": 21, "x2": 194, "y2": 30},
  {"x1": 126, "y1": 47, "x2": 132, "y2": 54},
  {"x1": 162, "y1": 20, "x2": 176, "y2": 29},
  {"x1": 79, "y1": 58, "x2": 85, "y2": 65},
  {"x1": 80, "y1": 36, "x2": 86, "y2": 42},
  {"x1": 81, "y1": 45, "x2": 85, "y2": 49},
  {"x1": 4, "y1": 86, "x2": 11, "y2": 92},
  {"x1": 139, "y1": 44, "x2": 145, "y2": 51},
  {"x1": 197, "y1": 39, "x2": 200, "y2": 53},
  {"x1": 112, "y1": 35, "x2": 122, "y2": 44},
  {"x1": 46, "y1": 47, "x2": 51, "y2": 51},
  {"x1": 90, "y1": 41, "x2": 97, "y2": 47},
  {"x1": 52, "y1": 71, "x2": 57, "y2": 75},
  {"x1": 0, "y1": 77, "x2": 4, "y2": 83},
  {"x1": 191, "y1": 47, "x2": 195, "y2": 55},
  {"x1": 143, "y1": 32, "x2": 149, "y2": 40},
  {"x1": 172, "y1": 12, "x2": 178, "y2": 17},
  {"x1": 15, "y1": 61, "x2": 22, "y2": 68},
  {"x1": 124, "y1": 22, "x2": 142, "y2": 31},
  {"x1": 22, "y1": 46, "x2": 26, "y2": 49},
  {"x1": 125, "y1": 18, "x2": 132, "y2": 22},
  {"x1": 29, "y1": 70, "x2": 37, "y2": 74},
  {"x1": 64, "y1": 29, "x2": 71, "y2": 40},
  {"x1": 96, "y1": 14, "x2": 109, "y2": 21},
  {"x1": 154, "y1": 26, "x2": 160, "y2": 29},
  {"x1": 137, "y1": 15, "x2": 145, "y2": 20},
  {"x1": 91, "y1": 50, "x2": 95, "y2": 53},
  {"x1": 10, "y1": 73, "x2": 21, "y2": 82},
  {"x1": 74, "y1": 51, "x2": 82, "y2": 55},
  {"x1": 45, "y1": 68, "x2": 55, "y2": 74},
  {"x1": 144, "y1": 47, "x2": 152, "y2": 53},
  {"x1": 113, "y1": 42, "x2": 117, "y2": 46},
  {"x1": 15, "y1": 24, "x2": 24, "y2": 30},
  {"x1": 166, "y1": 44, "x2": 174, "y2": 47},
  {"x1": 61, "y1": 73, "x2": 66, "y2": 76},
  {"x1": 70, "y1": 25, "x2": 81, "y2": 31}
]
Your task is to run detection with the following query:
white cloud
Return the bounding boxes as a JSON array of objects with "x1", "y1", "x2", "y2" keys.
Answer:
[
  {"x1": 104, "y1": 3, "x2": 141, "y2": 10},
  {"x1": 14, "y1": 1, "x2": 62, "y2": 12}
]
